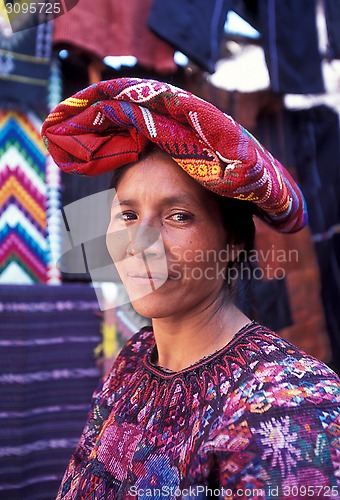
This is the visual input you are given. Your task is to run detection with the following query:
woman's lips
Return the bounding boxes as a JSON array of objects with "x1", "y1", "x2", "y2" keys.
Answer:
[
  {"x1": 126, "y1": 272, "x2": 168, "y2": 286},
  {"x1": 127, "y1": 273, "x2": 167, "y2": 279}
]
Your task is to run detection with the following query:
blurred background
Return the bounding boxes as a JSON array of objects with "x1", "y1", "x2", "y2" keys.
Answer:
[{"x1": 1, "y1": 0, "x2": 340, "y2": 498}]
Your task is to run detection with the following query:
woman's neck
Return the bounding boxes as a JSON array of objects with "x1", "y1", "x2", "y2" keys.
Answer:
[{"x1": 151, "y1": 301, "x2": 250, "y2": 372}]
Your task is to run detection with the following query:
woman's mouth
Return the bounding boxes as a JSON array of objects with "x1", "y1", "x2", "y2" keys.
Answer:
[{"x1": 126, "y1": 272, "x2": 168, "y2": 289}]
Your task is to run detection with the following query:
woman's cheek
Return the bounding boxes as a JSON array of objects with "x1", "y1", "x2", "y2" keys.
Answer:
[
  {"x1": 169, "y1": 263, "x2": 182, "y2": 280},
  {"x1": 106, "y1": 224, "x2": 129, "y2": 262},
  {"x1": 170, "y1": 245, "x2": 181, "y2": 262}
]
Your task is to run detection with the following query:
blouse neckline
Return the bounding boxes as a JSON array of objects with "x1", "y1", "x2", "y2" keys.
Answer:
[{"x1": 143, "y1": 320, "x2": 257, "y2": 378}]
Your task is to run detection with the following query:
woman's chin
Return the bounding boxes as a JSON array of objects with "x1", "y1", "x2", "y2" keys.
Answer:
[{"x1": 129, "y1": 294, "x2": 173, "y2": 320}]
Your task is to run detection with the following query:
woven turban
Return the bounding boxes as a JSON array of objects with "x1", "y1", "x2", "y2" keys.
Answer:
[{"x1": 41, "y1": 77, "x2": 307, "y2": 233}]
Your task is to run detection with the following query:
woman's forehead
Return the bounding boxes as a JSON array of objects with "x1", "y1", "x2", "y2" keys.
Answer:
[{"x1": 114, "y1": 150, "x2": 213, "y2": 204}]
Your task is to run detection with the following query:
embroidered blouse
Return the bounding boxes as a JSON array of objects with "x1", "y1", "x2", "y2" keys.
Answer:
[{"x1": 56, "y1": 322, "x2": 340, "y2": 499}]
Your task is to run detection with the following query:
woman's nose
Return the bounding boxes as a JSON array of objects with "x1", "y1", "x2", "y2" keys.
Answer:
[{"x1": 127, "y1": 224, "x2": 164, "y2": 257}]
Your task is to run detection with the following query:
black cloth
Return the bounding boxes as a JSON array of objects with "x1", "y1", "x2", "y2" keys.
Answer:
[
  {"x1": 148, "y1": 0, "x2": 231, "y2": 73},
  {"x1": 258, "y1": 0, "x2": 324, "y2": 94},
  {"x1": 324, "y1": 0, "x2": 340, "y2": 59}
]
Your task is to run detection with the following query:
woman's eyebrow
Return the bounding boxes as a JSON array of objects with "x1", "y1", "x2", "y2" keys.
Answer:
[
  {"x1": 159, "y1": 195, "x2": 198, "y2": 206},
  {"x1": 112, "y1": 194, "x2": 199, "y2": 208},
  {"x1": 111, "y1": 198, "x2": 136, "y2": 208}
]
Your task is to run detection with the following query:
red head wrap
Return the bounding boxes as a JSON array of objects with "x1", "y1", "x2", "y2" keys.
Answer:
[{"x1": 41, "y1": 78, "x2": 307, "y2": 233}]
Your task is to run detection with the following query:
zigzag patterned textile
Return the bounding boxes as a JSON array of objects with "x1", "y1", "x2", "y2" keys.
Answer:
[
  {"x1": 42, "y1": 78, "x2": 308, "y2": 233},
  {"x1": 0, "y1": 111, "x2": 49, "y2": 284}
]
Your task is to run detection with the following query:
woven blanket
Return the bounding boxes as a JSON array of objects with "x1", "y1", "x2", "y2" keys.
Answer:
[{"x1": 0, "y1": 284, "x2": 101, "y2": 500}]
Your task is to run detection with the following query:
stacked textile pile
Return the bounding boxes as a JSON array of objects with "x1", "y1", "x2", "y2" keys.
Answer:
[{"x1": 0, "y1": 284, "x2": 101, "y2": 500}]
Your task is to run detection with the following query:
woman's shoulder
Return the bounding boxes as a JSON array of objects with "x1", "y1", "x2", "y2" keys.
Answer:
[
  {"x1": 233, "y1": 322, "x2": 338, "y2": 380},
  {"x1": 208, "y1": 324, "x2": 340, "y2": 457},
  {"x1": 225, "y1": 322, "x2": 340, "y2": 413}
]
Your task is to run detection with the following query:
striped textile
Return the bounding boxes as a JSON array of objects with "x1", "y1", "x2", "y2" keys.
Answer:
[
  {"x1": 0, "y1": 284, "x2": 102, "y2": 500},
  {"x1": 0, "y1": 9, "x2": 52, "y2": 112}
]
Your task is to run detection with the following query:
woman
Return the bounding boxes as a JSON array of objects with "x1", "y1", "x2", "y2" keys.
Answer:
[{"x1": 42, "y1": 78, "x2": 340, "y2": 499}]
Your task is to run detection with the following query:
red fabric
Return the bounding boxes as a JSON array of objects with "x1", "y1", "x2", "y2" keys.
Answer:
[
  {"x1": 41, "y1": 78, "x2": 308, "y2": 233},
  {"x1": 53, "y1": 0, "x2": 176, "y2": 74}
]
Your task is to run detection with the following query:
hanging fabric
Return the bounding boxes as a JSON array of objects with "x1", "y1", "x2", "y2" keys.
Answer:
[
  {"x1": 258, "y1": 0, "x2": 325, "y2": 94},
  {"x1": 53, "y1": 0, "x2": 176, "y2": 75},
  {"x1": 148, "y1": 0, "x2": 231, "y2": 73}
]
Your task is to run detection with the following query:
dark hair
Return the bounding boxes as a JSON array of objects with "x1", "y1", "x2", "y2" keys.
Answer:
[
  {"x1": 213, "y1": 195, "x2": 255, "y2": 255},
  {"x1": 214, "y1": 194, "x2": 256, "y2": 307},
  {"x1": 109, "y1": 142, "x2": 159, "y2": 191}
]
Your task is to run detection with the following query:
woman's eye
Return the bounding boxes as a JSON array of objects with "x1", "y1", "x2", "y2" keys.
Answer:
[
  {"x1": 169, "y1": 213, "x2": 191, "y2": 222},
  {"x1": 116, "y1": 212, "x2": 137, "y2": 222}
]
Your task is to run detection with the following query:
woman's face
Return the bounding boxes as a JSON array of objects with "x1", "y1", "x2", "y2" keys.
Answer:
[{"x1": 106, "y1": 149, "x2": 231, "y2": 320}]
